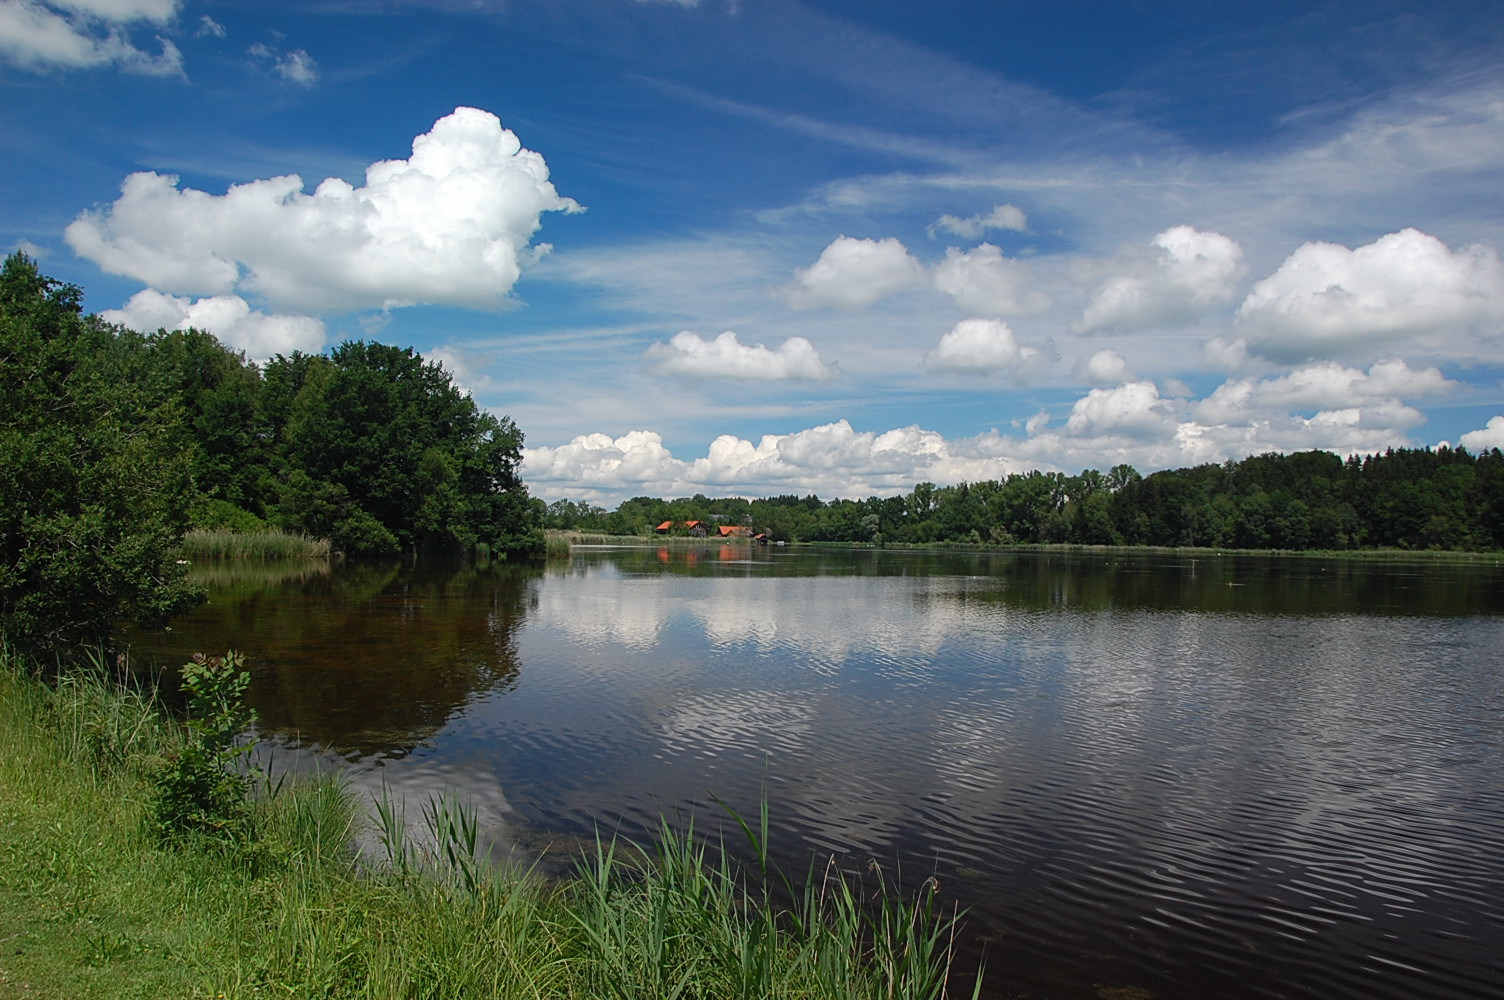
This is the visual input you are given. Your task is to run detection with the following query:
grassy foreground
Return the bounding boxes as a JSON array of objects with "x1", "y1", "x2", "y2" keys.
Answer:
[{"x1": 0, "y1": 648, "x2": 976, "y2": 1000}]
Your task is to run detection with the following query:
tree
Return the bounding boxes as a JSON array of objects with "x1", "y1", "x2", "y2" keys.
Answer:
[
  {"x1": 147, "y1": 327, "x2": 267, "y2": 523},
  {"x1": 260, "y1": 342, "x2": 541, "y2": 556},
  {"x1": 0, "y1": 253, "x2": 202, "y2": 653}
]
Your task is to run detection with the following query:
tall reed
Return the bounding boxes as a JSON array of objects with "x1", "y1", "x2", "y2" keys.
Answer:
[{"x1": 177, "y1": 528, "x2": 331, "y2": 562}]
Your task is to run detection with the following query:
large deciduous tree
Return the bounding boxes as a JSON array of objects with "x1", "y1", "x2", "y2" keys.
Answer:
[
  {"x1": 0, "y1": 253, "x2": 202, "y2": 653},
  {"x1": 262, "y1": 341, "x2": 541, "y2": 556}
]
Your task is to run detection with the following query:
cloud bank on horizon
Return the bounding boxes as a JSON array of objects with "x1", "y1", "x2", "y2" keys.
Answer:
[{"x1": 3, "y1": 0, "x2": 1503, "y2": 502}]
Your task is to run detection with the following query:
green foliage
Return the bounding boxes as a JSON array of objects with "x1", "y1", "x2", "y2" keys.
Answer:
[
  {"x1": 189, "y1": 497, "x2": 269, "y2": 533},
  {"x1": 2, "y1": 254, "x2": 543, "y2": 593},
  {"x1": 147, "y1": 327, "x2": 268, "y2": 509},
  {"x1": 0, "y1": 252, "x2": 204, "y2": 653},
  {"x1": 255, "y1": 343, "x2": 540, "y2": 557},
  {"x1": 148, "y1": 651, "x2": 256, "y2": 843}
]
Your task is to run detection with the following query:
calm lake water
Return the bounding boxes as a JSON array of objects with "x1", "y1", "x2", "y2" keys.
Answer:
[{"x1": 126, "y1": 545, "x2": 1504, "y2": 1000}]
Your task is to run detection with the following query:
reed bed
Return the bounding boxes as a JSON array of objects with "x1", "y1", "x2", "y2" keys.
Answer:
[
  {"x1": 177, "y1": 527, "x2": 332, "y2": 562},
  {"x1": 0, "y1": 644, "x2": 978, "y2": 1000}
]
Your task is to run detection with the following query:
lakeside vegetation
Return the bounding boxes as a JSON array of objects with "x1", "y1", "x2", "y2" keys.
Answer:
[
  {"x1": 1, "y1": 250, "x2": 541, "y2": 571},
  {"x1": 543, "y1": 446, "x2": 1504, "y2": 553},
  {"x1": 176, "y1": 528, "x2": 333, "y2": 563},
  {"x1": 0, "y1": 645, "x2": 976, "y2": 999},
  {"x1": 1, "y1": 251, "x2": 544, "y2": 654}
]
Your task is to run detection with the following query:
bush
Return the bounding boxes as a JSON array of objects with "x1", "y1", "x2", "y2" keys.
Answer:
[
  {"x1": 148, "y1": 651, "x2": 256, "y2": 843},
  {"x1": 189, "y1": 497, "x2": 268, "y2": 533}
]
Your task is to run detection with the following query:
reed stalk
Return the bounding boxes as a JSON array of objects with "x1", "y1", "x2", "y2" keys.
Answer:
[{"x1": 176, "y1": 528, "x2": 332, "y2": 562}]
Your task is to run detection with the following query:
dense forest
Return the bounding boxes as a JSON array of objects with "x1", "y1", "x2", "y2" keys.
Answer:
[
  {"x1": 546, "y1": 449, "x2": 1504, "y2": 552},
  {"x1": 0, "y1": 252, "x2": 541, "y2": 651}
]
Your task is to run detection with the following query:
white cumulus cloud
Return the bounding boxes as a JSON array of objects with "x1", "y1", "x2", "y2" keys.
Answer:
[
  {"x1": 66, "y1": 106, "x2": 582, "y2": 314},
  {"x1": 523, "y1": 430, "x2": 689, "y2": 494},
  {"x1": 524, "y1": 421, "x2": 1039, "y2": 500},
  {"x1": 524, "y1": 374, "x2": 1450, "y2": 501},
  {"x1": 1459, "y1": 416, "x2": 1504, "y2": 452},
  {"x1": 1192, "y1": 359, "x2": 1456, "y2": 425},
  {"x1": 102, "y1": 288, "x2": 326, "y2": 360},
  {"x1": 924, "y1": 318, "x2": 1041, "y2": 376},
  {"x1": 1234, "y1": 228, "x2": 1504, "y2": 361},
  {"x1": 1062, "y1": 381, "x2": 1180, "y2": 439},
  {"x1": 932, "y1": 243, "x2": 1051, "y2": 316},
  {"x1": 928, "y1": 203, "x2": 1027, "y2": 239},
  {"x1": 646, "y1": 330, "x2": 837, "y2": 381},
  {"x1": 1074, "y1": 348, "x2": 1134, "y2": 385},
  {"x1": 0, "y1": 0, "x2": 183, "y2": 75},
  {"x1": 783, "y1": 236, "x2": 926, "y2": 310},
  {"x1": 1074, "y1": 225, "x2": 1244, "y2": 334}
]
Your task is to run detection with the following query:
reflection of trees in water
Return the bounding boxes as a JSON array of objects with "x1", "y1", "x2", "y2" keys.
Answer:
[
  {"x1": 128, "y1": 560, "x2": 540, "y2": 756},
  {"x1": 891, "y1": 551, "x2": 1504, "y2": 617},
  {"x1": 572, "y1": 546, "x2": 1504, "y2": 617}
]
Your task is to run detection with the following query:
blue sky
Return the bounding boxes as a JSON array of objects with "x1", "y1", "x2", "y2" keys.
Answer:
[{"x1": 4, "y1": 0, "x2": 1504, "y2": 502}]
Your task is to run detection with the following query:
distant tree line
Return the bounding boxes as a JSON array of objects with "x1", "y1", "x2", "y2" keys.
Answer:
[
  {"x1": 544, "y1": 447, "x2": 1504, "y2": 552},
  {"x1": 1, "y1": 252, "x2": 540, "y2": 652}
]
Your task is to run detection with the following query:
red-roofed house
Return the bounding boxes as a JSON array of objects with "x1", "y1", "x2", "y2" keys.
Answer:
[{"x1": 655, "y1": 520, "x2": 709, "y2": 536}]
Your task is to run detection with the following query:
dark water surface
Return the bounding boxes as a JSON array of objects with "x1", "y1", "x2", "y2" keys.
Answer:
[{"x1": 126, "y1": 546, "x2": 1504, "y2": 1000}]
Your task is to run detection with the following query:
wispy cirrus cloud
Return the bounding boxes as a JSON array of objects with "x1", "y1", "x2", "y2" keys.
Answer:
[{"x1": 249, "y1": 40, "x2": 317, "y2": 85}]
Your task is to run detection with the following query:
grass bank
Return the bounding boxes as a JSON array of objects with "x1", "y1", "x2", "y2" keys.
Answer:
[
  {"x1": 0, "y1": 646, "x2": 977, "y2": 999},
  {"x1": 177, "y1": 528, "x2": 332, "y2": 563}
]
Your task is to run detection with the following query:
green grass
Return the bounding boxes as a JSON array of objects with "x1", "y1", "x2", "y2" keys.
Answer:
[
  {"x1": 0, "y1": 645, "x2": 979, "y2": 1000},
  {"x1": 176, "y1": 528, "x2": 332, "y2": 563}
]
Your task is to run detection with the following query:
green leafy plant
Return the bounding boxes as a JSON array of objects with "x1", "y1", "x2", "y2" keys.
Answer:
[{"x1": 149, "y1": 650, "x2": 257, "y2": 843}]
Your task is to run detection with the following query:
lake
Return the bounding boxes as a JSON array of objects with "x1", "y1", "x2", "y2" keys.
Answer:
[{"x1": 125, "y1": 545, "x2": 1504, "y2": 1000}]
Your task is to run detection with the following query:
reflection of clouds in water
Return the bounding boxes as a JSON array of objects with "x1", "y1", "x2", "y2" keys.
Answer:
[
  {"x1": 536, "y1": 578, "x2": 670, "y2": 649},
  {"x1": 927, "y1": 695, "x2": 1020, "y2": 792},
  {"x1": 690, "y1": 578, "x2": 965, "y2": 666},
  {"x1": 533, "y1": 571, "x2": 986, "y2": 667},
  {"x1": 529, "y1": 571, "x2": 1019, "y2": 857},
  {"x1": 1041, "y1": 610, "x2": 1485, "y2": 927},
  {"x1": 659, "y1": 689, "x2": 816, "y2": 760}
]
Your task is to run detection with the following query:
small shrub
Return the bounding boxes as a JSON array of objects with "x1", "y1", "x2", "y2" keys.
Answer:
[
  {"x1": 148, "y1": 651, "x2": 257, "y2": 843},
  {"x1": 332, "y1": 509, "x2": 400, "y2": 557},
  {"x1": 189, "y1": 498, "x2": 269, "y2": 533}
]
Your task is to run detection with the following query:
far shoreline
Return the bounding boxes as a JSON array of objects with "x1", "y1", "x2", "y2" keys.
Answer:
[{"x1": 547, "y1": 529, "x2": 1503, "y2": 562}]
